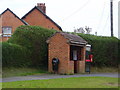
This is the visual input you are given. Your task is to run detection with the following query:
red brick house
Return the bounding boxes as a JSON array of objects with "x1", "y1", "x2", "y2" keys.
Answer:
[
  {"x1": 0, "y1": 3, "x2": 62, "y2": 41},
  {"x1": 47, "y1": 32, "x2": 87, "y2": 74},
  {"x1": 0, "y1": 8, "x2": 27, "y2": 41},
  {"x1": 22, "y1": 3, "x2": 62, "y2": 31}
]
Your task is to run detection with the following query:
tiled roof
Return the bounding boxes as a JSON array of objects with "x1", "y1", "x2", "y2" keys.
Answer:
[
  {"x1": 60, "y1": 32, "x2": 87, "y2": 45},
  {"x1": 47, "y1": 32, "x2": 87, "y2": 45}
]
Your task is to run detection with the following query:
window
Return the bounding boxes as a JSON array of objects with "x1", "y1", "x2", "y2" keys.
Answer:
[
  {"x1": 70, "y1": 45, "x2": 81, "y2": 60},
  {"x1": 2, "y1": 26, "x2": 12, "y2": 37},
  {"x1": 73, "y1": 50, "x2": 77, "y2": 60}
]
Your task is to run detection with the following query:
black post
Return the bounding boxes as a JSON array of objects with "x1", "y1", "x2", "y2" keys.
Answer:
[{"x1": 110, "y1": 0, "x2": 114, "y2": 37}]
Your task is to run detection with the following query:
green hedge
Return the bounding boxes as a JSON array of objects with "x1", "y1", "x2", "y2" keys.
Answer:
[
  {"x1": 77, "y1": 33, "x2": 119, "y2": 67},
  {"x1": 2, "y1": 42, "x2": 31, "y2": 67},
  {"x1": 8, "y1": 26, "x2": 56, "y2": 67},
  {"x1": 4, "y1": 25, "x2": 119, "y2": 68}
]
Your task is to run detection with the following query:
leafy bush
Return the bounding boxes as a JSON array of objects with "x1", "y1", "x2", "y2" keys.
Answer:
[
  {"x1": 2, "y1": 42, "x2": 31, "y2": 67},
  {"x1": 77, "y1": 33, "x2": 119, "y2": 67},
  {"x1": 8, "y1": 26, "x2": 56, "y2": 68}
]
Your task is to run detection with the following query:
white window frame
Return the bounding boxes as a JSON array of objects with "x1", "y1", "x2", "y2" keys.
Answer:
[{"x1": 2, "y1": 26, "x2": 12, "y2": 37}]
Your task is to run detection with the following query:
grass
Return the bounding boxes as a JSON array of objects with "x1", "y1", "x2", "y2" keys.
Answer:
[
  {"x1": 91, "y1": 67, "x2": 118, "y2": 73},
  {"x1": 2, "y1": 77, "x2": 118, "y2": 88},
  {"x1": 2, "y1": 66, "x2": 118, "y2": 78},
  {"x1": 0, "y1": 82, "x2": 1, "y2": 90},
  {"x1": 2, "y1": 67, "x2": 47, "y2": 78}
]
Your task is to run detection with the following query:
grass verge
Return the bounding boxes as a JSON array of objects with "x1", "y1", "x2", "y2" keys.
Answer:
[
  {"x1": 2, "y1": 67, "x2": 118, "y2": 78},
  {"x1": 2, "y1": 77, "x2": 118, "y2": 88},
  {"x1": 91, "y1": 67, "x2": 118, "y2": 73},
  {"x1": 2, "y1": 67, "x2": 47, "y2": 78}
]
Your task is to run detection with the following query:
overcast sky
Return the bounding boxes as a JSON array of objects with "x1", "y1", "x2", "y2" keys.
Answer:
[{"x1": 0, "y1": 0, "x2": 119, "y2": 38}]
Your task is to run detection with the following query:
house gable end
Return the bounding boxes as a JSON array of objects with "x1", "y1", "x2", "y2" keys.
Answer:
[
  {"x1": 1, "y1": 8, "x2": 28, "y2": 25},
  {"x1": 22, "y1": 6, "x2": 62, "y2": 30}
]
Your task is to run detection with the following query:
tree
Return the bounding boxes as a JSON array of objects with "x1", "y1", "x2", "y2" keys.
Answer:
[
  {"x1": 74, "y1": 26, "x2": 92, "y2": 34},
  {"x1": 85, "y1": 26, "x2": 92, "y2": 34},
  {"x1": 74, "y1": 27, "x2": 85, "y2": 34}
]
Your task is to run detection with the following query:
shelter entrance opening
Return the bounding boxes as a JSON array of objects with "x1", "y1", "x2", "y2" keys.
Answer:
[{"x1": 70, "y1": 45, "x2": 82, "y2": 73}]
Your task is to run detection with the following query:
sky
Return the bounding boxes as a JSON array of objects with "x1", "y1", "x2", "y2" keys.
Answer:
[{"x1": 0, "y1": 0, "x2": 119, "y2": 38}]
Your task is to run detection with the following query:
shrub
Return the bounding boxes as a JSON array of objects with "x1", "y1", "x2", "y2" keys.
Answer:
[
  {"x1": 2, "y1": 42, "x2": 31, "y2": 67},
  {"x1": 8, "y1": 26, "x2": 56, "y2": 68},
  {"x1": 77, "y1": 33, "x2": 119, "y2": 67}
]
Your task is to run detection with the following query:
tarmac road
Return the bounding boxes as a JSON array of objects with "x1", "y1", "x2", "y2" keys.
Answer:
[{"x1": 2, "y1": 73, "x2": 119, "y2": 82}]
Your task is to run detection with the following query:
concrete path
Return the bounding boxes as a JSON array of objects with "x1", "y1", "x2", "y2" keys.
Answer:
[{"x1": 2, "y1": 73, "x2": 119, "y2": 82}]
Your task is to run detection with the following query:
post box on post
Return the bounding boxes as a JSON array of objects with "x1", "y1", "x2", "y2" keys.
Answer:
[{"x1": 85, "y1": 44, "x2": 93, "y2": 74}]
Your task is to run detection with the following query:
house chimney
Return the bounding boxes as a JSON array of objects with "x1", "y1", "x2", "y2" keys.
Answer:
[{"x1": 37, "y1": 3, "x2": 46, "y2": 14}]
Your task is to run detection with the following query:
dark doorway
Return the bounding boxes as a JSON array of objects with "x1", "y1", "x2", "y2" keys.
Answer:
[
  {"x1": 70, "y1": 45, "x2": 81, "y2": 73},
  {"x1": 74, "y1": 60, "x2": 78, "y2": 73}
]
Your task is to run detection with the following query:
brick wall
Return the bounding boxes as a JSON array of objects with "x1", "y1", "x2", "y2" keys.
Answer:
[
  {"x1": 78, "y1": 47, "x2": 86, "y2": 73},
  {"x1": 0, "y1": 10, "x2": 25, "y2": 41},
  {"x1": 48, "y1": 33, "x2": 70, "y2": 74},
  {"x1": 23, "y1": 9, "x2": 61, "y2": 31},
  {"x1": 48, "y1": 33, "x2": 86, "y2": 74}
]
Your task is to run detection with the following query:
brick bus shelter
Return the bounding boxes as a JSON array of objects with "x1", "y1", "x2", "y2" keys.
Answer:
[{"x1": 46, "y1": 32, "x2": 87, "y2": 74}]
